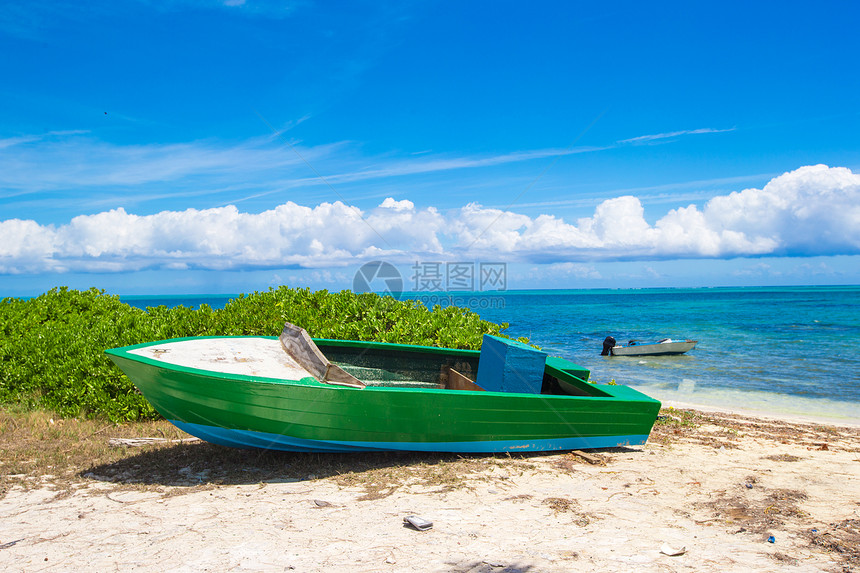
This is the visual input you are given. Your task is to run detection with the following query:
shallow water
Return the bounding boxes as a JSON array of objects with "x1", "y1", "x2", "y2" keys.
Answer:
[{"x1": 473, "y1": 286, "x2": 860, "y2": 423}]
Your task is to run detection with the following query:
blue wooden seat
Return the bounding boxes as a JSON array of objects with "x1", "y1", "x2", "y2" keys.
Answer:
[{"x1": 476, "y1": 335, "x2": 547, "y2": 394}]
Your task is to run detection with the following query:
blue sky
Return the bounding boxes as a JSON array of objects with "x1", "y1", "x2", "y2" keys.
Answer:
[{"x1": 1, "y1": 0, "x2": 859, "y2": 295}]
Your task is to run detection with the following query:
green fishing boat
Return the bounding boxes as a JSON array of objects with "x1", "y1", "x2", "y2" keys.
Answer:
[{"x1": 105, "y1": 323, "x2": 661, "y2": 453}]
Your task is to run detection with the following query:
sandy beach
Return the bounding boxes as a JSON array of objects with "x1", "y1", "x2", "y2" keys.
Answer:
[{"x1": 1, "y1": 407, "x2": 858, "y2": 573}]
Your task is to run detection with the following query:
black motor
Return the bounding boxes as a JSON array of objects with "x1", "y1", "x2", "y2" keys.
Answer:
[{"x1": 601, "y1": 336, "x2": 616, "y2": 356}]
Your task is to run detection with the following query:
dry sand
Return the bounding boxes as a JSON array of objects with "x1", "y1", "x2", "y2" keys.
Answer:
[{"x1": 1, "y1": 409, "x2": 858, "y2": 573}]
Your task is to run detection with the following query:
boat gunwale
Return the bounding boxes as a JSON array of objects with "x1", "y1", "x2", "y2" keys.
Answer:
[
  {"x1": 105, "y1": 336, "x2": 494, "y2": 397},
  {"x1": 106, "y1": 335, "x2": 656, "y2": 403}
]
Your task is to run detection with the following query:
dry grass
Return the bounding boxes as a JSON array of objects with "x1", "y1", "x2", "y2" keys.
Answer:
[
  {"x1": 332, "y1": 456, "x2": 541, "y2": 501},
  {"x1": 696, "y1": 488, "x2": 809, "y2": 534},
  {"x1": 0, "y1": 407, "x2": 545, "y2": 502},
  {"x1": 694, "y1": 487, "x2": 859, "y2": 569},
  {"x1": 651, "y1": 407, "x2": 860, "y2": 452},
  {"x1": 0, "y1": 407, "x2": 187, "y2": 497},
  {"x1": 540, "y1": 497, "x2": 594, "y2": 526},
  {"x1": 5, "y1": 405, "x2": 857, "y2": 500},
  {"x1": 806, "y1": 519, "x2": 860, "y2": 567}
]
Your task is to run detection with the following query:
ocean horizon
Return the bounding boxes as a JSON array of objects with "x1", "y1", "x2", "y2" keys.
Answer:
[{"x1": 119, "y1": 285, "x2": 860, "y2": 425}]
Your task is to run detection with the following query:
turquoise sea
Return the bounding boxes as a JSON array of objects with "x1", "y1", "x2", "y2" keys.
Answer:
[{"x1": 122, "y1": 286, "x2": 860, "y2": 424}]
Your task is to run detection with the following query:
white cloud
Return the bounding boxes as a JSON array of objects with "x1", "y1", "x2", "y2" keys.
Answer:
[
  {"x1": 1, "y1": 165, "x2": 858, "y2": 274},
  {"x1": 0, "y1": 133, "x2": 317, "y2": 195},
  {"x1": 619, "y1": 128, "x2": 736, "y2": 144},
  {"x1": 701, "y1": 165, "x2": 860, "y2": 256},
  {"x1": 0, "y1": 126, "x2": 733, "y2": 212},
  {"x1": 0, "y1": 130, "x2": 602, "y2": 210},
  {"x1": 378, "y1": 197, "x2": 415, "y2": 211}
]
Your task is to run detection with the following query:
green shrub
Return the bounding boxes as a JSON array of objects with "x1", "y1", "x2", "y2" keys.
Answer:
[{"x1": 0, "y1": 286, "x2": 509, "y2": 422}]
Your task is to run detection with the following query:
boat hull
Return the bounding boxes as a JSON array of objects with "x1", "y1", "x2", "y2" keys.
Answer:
[
  {"x1": 169, "y1": 420, "x2": 651, "y2": 453},
  {"x1": 610, "y1": 340, "x2": 697, "y2": 357},
  {"x1": 106, "y1": 336, "x2": 661, "y2": 453}
]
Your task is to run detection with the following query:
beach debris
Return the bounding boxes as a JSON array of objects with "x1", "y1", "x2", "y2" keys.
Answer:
[
  {"x1": 767, "y1": 535, "x2": 776, "y2": 543},
  {"x1": 806, "y1": 518, "x2": 860, "y2": 565},
  {"x1": 502, "y1": 494, "x2": 533, "y2": 503},
  {"x1": 313, "y1": 499, "x2": 333, "y2": 507},
  {"x1": 0, "y1": 539, "x2": 24, "y2": 550},
  {"x1": 403, "y1": 515, "x2": 433, "y2": 531},
  {"x1": 762, "y1": 453, "x2": 802, "y2": 462},
  {"x1": 660, "y1": 544, "x2": 686, "y2": 556},
  {"x1": 542, "y1": 497, "x2": 581, "y2": 515},
  {"x1": 109, "y1": 437, "x2": 200, "y2": 447},
  {"x1": 569, "y1": 450, "x2": 606, "y2": 465}
]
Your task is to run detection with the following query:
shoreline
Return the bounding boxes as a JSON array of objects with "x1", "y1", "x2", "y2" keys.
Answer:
[{"x1": 660, "y1": 399, "x2": 860, "y2": 429}]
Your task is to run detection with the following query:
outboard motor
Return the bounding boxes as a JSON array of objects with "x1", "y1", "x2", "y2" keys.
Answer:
[{"x1": 601, "y1": 336, "x2": 616, "y2": 356}]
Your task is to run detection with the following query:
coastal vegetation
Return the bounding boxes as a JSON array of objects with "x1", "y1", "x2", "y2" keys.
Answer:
[{"x1": 0, "y1": 286, "x2": 510, "y2": 422}]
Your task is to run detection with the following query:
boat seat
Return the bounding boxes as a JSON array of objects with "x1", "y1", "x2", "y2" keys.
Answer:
[
  {"x1": 443, "y1": 366, "x2": 485, "y2": 391},
  {"x1": 279, "y1": 322, "x2": 365, "y2": 388},
  {"x1": 475, "y1": 335, "x2": 547, "y2": 394}
]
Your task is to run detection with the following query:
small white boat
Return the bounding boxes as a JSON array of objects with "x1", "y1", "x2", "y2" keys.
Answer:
[{"x1": 601, "y1": 337, "x2": 697, "y2": 357}]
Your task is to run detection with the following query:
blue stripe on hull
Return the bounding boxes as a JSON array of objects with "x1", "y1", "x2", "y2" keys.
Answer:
[{"x1": 170, "y1": 420, "x2": 648, "y2": 453}]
